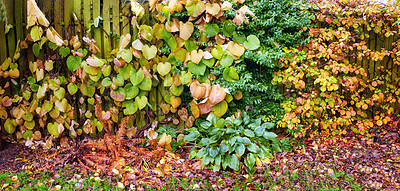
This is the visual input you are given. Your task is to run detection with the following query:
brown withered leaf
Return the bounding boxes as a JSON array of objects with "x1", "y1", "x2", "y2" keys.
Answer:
[
  {"x1": 189, "y1": 100, "x2": 200, "y2": 118},
  {"x1": 179, "y1": 21, "x2": 194, "y2": 41},
  {"x1": 2, "y1": 96, "x2": 12, "y2": 107},
  {"x1": 198, "y1": 99, "x2": 213, "y2": 115},
  {"x1": 170, "y1": 96, "x2": 181, "y2": 108},
  {"x1": 209, "y1": 84, "x2": 226, "y2": 104},
  {"x1": 185, "y1": 116, "x2": 195, "y2": 127},
  {"x1": 206, "y1": 2, "x2": 221, "y2": 16},
  {"x1": 190, "y1": 80, "x2": 206, "y2": 100}
]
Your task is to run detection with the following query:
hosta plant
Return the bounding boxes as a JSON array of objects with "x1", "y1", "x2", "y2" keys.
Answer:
[{"x1": 184, "y1": 111, "x2": 284, "y2": 173}]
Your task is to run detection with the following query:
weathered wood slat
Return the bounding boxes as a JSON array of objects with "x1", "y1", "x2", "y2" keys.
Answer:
[
  {"x1": 74, "y1": 0, "x2": 82, "y2": 39},
  {"x1": 42, "y1": 1, "x2": 53, "y2": 24},
  {"x1": 5, "y1": 0, "x2": 15, "y2": 57},
  {"x1": 112, "y1": 0, "x2": 120, "y2": 48},
  {"x1": 392, "y1": 34, "x2": 399, "y2": 80},
  {"x1": 64, "y1": 0, "x2": 74, "y2": 39},
  {"x1": 102, "y1": 0, "x2": 111, "y2": 55},
  {"x1": 375, "y1": 33, "x2": 382, "y2": 78},
  {"x1": 83, "y1": 0, "x2": 91, "y2": 37},
  {"x1": 362, "y1": 25, "x2": 369, "y2": 81},
  {"x1": 121, "y1": 2, "x2": 130, "y2": 35},
  {"x1": 0, "y1": 21, "x2": 7, "y2": 63},
  {"x1": 368, "y1": 29, "x2": 376, "y2": 79},
  {"x1": 54, "y1": 0, "x2": 62, "y2": 35},
  {"x1": 92, "y1": 0, "x2": 101, "y2": 53},
  {"x1": 14, "y1": 0, "x2": 23, "y2": 41}
]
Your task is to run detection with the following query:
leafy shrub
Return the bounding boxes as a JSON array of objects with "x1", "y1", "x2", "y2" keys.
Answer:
[
  {"x1": 222, "y1": 0, "x2": 311, "y2": 118},
  {"x1": 273, "y1": 0, "x2": 400, "y2": 139},
  {"x1": 184, "y1": 112, "x2": 285, "y2": 173}
]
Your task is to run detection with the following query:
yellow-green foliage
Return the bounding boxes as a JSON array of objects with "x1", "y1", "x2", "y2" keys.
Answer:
[
  {"x1": 273, "y1": 0, "x2": 400, "y2": 139},
  {"x1": 0, "y1": 0, "x2": 259, "y2": 143}
]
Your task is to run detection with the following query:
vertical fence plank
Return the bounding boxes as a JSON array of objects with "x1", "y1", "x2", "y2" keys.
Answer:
[
  {"x1": 14, "y1": 0, "x2": 23, "y2": 41},
  {"x1": 5, "y1": 0, "x2": 15, "y2": 57},
  {"x1": 121, "y1": 2, "x2": 130, "y2": 35},
  {"x1": 64, "y1": 0, "x2": 74, "y2": 39},
  {"x1": 103, "y1": 0, "x2": 111, "y2": 55},
  {"x1": 368, "y1": 30, "x2": 376, "y2": 79},
  {"x1": 74, "y1": 0, "x2": 82, "y2": 39},
  {"x1": 54, "y1": 0, "x2": 62, "y2": 35},
  {"x1": 362, "y1": 25, "x2": 369, "y2": 81},
  {"x1": 393, "y1": 33, "x2": 399, "y2": 82},
  {"x1": 83, "y1": 0, "x2": 91, "y2": 37},
  {"x1": 0, "y1": 21, "x2": 6, "y2": 63},
  {"x1": 92, "y1": 0, "x2": 101, "y2": 53},
  {"x1": 375, "y1": 33, "x2": 382, "y2": 78},
  {"x1": 41, "y1": 1, "x2": 53, "y2": 23},
  {"x1": 112, "y1": 0, "x2": 120, "y2": 48},
  {"x1": 389, "y1": 34, "x2": 394, "y2": 82}
]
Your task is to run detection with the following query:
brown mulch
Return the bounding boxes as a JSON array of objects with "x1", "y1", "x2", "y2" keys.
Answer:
[
  {"x1": 0, "y1": 130, "x2": 400, "y2": 190},
  {"x1": 0, "y1": 142, "x2": 38, "y2": 172}
]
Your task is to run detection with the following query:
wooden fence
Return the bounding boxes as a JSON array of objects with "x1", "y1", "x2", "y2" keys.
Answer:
[
  {"x1": 0, "y1": 0, "x2": 150, "y2": 64},
  {"x1": 1, "y1": 1, "x2": 400, "y2": 95}
]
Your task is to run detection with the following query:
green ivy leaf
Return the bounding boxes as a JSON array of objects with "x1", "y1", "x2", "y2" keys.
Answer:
[
  {"x1": 244, "y1": 35, "x2": 260, "y2": 50},
  {"x1": 125, "y1": 83, "x2": 139, "y2": 100},
  {"x1": 204, "y1": 23, "x2": 219, "y2": 38},
  {"x1": 30, "y1": 26, "x2": 41, "y2": 42},
  {"x1": 135, "y1": 96, "x2": 148, "y2": 110},
  {"x1": 138, "y1": 76, "x2": 152, "y2": 91},
  {"x1": 220, "y1": 55, "x2": 234, "y2": 67},
  {"x1": 211, "y1": 46, "x2": 223, "y2": 60},
  {"x1": 48, "y1": 42, "x2": 58, "y2": 50},
  {"x1": 59, "y1": 46, "x2": 70, "y2": 58},
  {"x1": 187, "y1": 61, "x2": 206, "y2": 75},
  {"x1": 101, "y1": 77, "x2": 112, "y2": 87},
  {"x1": 184, "y1": 40, "x2": 198, "y2": 52},
  {"x1": 117, "y1": 49, "x2": 133, "y2": 63},
  {"x1": 47, "y1": 122, "x2": 59, "y2": 137},
  {"x1": 130, "y1": 70, "x2": 145, "y2": 86},
  {"x1": 222, "y1": 20, "x2": 235, "y2": 37},
  {"x1": 32, "y1": 43, "x2": 40, "y2": 57},
  {"x1": 80, "y1": 83, "x2": 95, "y2": 97},
  {"x1": 66, "y1": 55, "x2": 82, "y2": 72},
  {"x1": 122, "y1": 100, "x2": 138, "y2": 115},
  {"x1": 4, "y1": 119, "x2": 16, "y2": 134},
  {"x1": 233, "y1": 32, "x2": 246, "y2": 44}
]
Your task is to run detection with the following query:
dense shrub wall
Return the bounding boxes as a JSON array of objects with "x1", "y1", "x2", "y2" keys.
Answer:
[{"x1": 273, "y1": 0, "x2": 400, "y2": 139}]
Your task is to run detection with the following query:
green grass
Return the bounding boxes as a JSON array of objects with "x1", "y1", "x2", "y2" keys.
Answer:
[
  {"x1": 0, "y1": 171, "x2": 117, "y2": 191},
  {"x1": 0, "y1": 166, "x2": 364, "y2": 191}
]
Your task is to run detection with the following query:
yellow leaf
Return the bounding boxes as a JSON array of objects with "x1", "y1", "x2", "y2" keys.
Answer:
[
  {"x1": 209, "y1": 84, "x2": 226, "y2": 104},
  {"x1": 190, "y1": 80, "x2": 206, "y2": 100},
  {"x1": 206, "y1": 3, "x2": 221, "y2": 16},
  {"x1": 227, "y1": 42, "x2": 245, "y2": 57},
  {"x1": 179, "y1": 21, "x2": 194, "y2": 41},
  {"x1": 190, "y1": 49, "x2": 203, "y2": 64},
  {"x1": 46, "y1": 28, "x2": 64, "y2": 47},
  {"x1": 27, "y1": 0, "x2": 50, "y2": 27}
]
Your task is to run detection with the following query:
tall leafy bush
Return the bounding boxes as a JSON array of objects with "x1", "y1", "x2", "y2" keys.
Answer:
[
  {"x1": 273, "y1": 0, "x2": 400, "y2": 139},
  {"x1": 223, "y1": 0, "x2": 311, "y2": 119}
]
